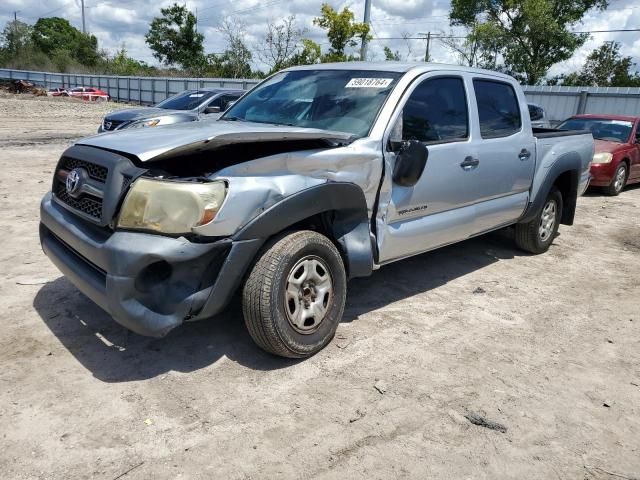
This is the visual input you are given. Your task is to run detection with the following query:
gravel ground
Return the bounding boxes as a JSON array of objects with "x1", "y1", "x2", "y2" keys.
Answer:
[{"x1": 0, "y1": 95, "x2": 639, "y2": 480}]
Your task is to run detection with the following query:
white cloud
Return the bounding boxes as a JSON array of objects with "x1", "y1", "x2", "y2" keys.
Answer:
[{"x1": 1, "y1": 0, "x2": 638, "y2": 80}]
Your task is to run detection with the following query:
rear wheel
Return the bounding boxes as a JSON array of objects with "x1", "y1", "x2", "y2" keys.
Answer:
[
  {"x1": 605, "y1": 163, "x2": 627, "y2": 196},
  {"x1": 242, "y1": 230, "x2": 346, "y2": 358},
  {"x1": 515, "y1": 188, "x2": 563, "y2": 254}
]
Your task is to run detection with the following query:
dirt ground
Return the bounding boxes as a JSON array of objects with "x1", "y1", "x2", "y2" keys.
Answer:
[{"x1": 0, "y1": 94, "x2": 639, "y2": 480}]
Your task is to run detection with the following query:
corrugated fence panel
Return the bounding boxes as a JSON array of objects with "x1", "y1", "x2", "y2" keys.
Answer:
[
  {"x1": 1, "y1": 68, "x2": 639, "y2": 119},
  {"x1": 585, "y1": 94, "x2": 640, "y2": 117}
]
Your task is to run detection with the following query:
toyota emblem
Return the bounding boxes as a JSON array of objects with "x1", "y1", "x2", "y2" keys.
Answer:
[
  {"x1": 66, "y1": 169, "x2": 81, "y2": 196},
  {"x1": 104, "y1": 121, "x2": 112, "y2": 130}
]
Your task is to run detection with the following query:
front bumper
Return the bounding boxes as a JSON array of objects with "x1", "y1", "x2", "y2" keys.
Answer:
[
  {"x1": 588, "y1": 162, "x2": 617, "y2": 187},
  {"x1": 40, "y1": 192, "x2": 262, "y2": 337}
]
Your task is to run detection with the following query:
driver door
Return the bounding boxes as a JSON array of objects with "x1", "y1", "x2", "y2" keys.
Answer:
[{"x1": 376, "y1": 74, "x2": 479, "y2": 263}]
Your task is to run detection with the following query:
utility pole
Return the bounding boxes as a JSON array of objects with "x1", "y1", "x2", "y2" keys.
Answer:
[
  {"x1": 360, "y1": 0, "x2": 372, "y2": 61},
  {"x1": 81, "y1": 0, "x2": 86, "y2": 33},
  {"x1": 419, "y1": 32, "x2": 432, "y2": 62}
]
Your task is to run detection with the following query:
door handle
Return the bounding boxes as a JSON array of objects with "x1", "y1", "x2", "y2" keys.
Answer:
[
  {"x1": 460, "y1": 156, "x2": 480, "y2": 170},
  {"x1": 519, "y1": 148, "x2": 532, "y2": 161}
]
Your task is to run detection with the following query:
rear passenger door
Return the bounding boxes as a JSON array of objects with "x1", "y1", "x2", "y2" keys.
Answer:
[{"x1": 468, "y1": 78, "x2": 535, "y2": 234}]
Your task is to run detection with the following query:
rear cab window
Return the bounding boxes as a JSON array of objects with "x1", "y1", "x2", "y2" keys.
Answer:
[{"x1": 473, "y1": 79, "x2": 522, "y2": 138}]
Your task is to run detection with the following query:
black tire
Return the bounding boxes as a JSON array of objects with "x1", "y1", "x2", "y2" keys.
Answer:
[
  {"x1": 515, "y1": 188, "x2": 563, "y2": 254},
  {"x1": 242, "y1": 230, "x2": 347, "y2": 358},
  {"x1": 604, "y1": 163, "x2": 627, "y2": 196}
]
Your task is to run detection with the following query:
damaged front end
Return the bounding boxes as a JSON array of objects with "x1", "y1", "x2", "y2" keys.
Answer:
[{"x1": 39, "y1": 121, "x2": 375, "y2": 336}]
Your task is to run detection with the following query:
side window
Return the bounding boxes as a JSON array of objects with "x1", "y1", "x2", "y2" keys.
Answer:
[
  {"x1": 219, "y1": 94, "x2": 240, "y2": 111},
  {"x1": 402, "y1": 77, "x2": 469, "y2": 143},
  {"x1": 473, "y1": 79, "x2": 522, "y2": 138},
  {"x1": 208, "y1": 96, "x2": 223, "y2": 108},
  {"x1": 528, "y1": 104, "x2": 544, "y2": 122}
]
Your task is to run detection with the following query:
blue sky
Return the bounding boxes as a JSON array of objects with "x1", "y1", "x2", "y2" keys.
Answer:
[{"x1": 1, "y1": 0, "x2": 639, "y2": 77}]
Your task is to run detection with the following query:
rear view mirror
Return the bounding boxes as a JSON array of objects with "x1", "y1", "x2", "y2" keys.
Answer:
[
  {"x1": 205, "y1": 106, "x2": 221, "y2": 114},
  {"x1": 392, "y1": 140, "x2": 428, "y2": 187}
]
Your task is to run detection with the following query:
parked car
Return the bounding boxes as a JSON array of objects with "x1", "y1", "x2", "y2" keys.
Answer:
[
  {"x1": 68, "y1": 87, "x2": 110, "y2": 102},
  {"x1": 47, "y1": 87, "x2": 69, "y2": 97},
  {"x1": 557, "y1": 114, "x2": 640, "y2": 195},
  {"x1": 528, "y1": 103, "x2": 551, "y2": 128},
  {"x1": 98, "y1": 88, "x2": 245, "y2": 133},
  {"x1": 40, "y1": 63, "x2": 594, "y2": 358}
]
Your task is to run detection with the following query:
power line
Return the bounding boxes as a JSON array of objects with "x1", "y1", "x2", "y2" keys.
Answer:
[{"x1": 369, "y1": 28, "x2": 640, "y2": 41}]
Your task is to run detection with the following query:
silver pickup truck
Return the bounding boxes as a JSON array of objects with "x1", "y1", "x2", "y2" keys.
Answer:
[{"x1": 40, "y1": 63, "x2": 593, "y2": 358}]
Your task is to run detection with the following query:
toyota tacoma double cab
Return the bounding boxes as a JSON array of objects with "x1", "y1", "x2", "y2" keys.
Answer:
[{"x1": 40, "y1": 63, "x2": 594, "y2": 358}]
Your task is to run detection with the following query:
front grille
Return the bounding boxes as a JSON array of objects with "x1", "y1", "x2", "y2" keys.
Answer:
[
  {"x1": 54, "y1": 182, "x2": 103, "y2": 219},
  {"x1": 103, "y1": 119, "x2": 126, "y2": 131},
  {"x1": 60, "y1": 157, "x2": 108, "y2": 182},
  {"x1": 54, "y1": 157, "x2": 108, "y2": 221}
]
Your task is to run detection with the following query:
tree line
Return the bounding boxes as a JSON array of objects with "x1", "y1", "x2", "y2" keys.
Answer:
[{"x1": 1, "y1": 0, "x2": 639, "y2": 86}]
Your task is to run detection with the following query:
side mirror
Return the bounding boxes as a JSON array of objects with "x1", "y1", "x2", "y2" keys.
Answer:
[
  {"x1": 204, "y1": 106, "x2": 221, "y2": 114},
  {"x1": 392, "y1": 140, "x2": 428, "y2": 187}
]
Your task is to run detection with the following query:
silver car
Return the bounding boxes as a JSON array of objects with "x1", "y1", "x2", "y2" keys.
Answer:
[
  {"x1": 41, "y1": 63, "x2": 593, "y2": 358},
  {"x1": 98, "y1": 88, "x2": 244, "y2": 132}
]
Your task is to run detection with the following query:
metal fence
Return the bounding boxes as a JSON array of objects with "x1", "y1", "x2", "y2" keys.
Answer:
[
  {"x1": 523, "y1": 85, "x2": 640, "y2": 123},
  {"x1": 2, "y1": 68, "x2": 640, "y2": 122},
  {"x1": 0, "y1": 68, "x2": 260, "y2": 105}
]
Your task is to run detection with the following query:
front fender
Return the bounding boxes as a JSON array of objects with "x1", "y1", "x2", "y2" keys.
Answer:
[{"x1": 233, "y1": 182, "x2": 374, "y2": 278}]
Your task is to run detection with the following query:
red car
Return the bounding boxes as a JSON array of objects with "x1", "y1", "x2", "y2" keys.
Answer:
[
  {"x1": 68, "y1": 87, "x2": 110, "y2": 102},
  {"x1": 558, "y1": 114, "x2": 640, "y2": 195}
]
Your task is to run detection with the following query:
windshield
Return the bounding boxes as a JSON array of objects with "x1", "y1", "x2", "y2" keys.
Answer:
[
  {"x1": 156, "y1": 91, "x2": 216, "y2": 111},
  {"x1": 558, "y1": 117, "x2": 633, "y2": 143},
  {"x1": 222, "y1": 70, "x2": 402, "y2": 137}
]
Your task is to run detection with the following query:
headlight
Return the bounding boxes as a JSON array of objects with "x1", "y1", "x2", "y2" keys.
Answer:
[
  {"x1": 117, "y1": 178, "x2": 227, "y2": 234},
  {"x1": 592, "y1": 152, "x2": 613, "y2": 164},
  {"x1": 128, "y1": 118, "x2": 162, "y2": 129}
]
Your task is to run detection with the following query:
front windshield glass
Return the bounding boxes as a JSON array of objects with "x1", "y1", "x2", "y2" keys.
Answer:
[
  {"x1": 222, "y1": 70, "x2": 402, "y2": 137},
  {"x1": 156, "y1": 91, "x2": 216, "y2": 110},
  {"x1": 558, "y1": 117, "x2": 633, "y2": 143}
]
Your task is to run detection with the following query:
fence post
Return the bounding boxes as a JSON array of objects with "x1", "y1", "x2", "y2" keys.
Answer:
[
  {"x1": 165, "y1": 78, "x2": 169, "y2": 100},
  {"x1": 576, "y1": 90, "x2": 589, "y2": 115},
  {"x1": 138, "y1": 77, "x2": 142, "y2": 105}
]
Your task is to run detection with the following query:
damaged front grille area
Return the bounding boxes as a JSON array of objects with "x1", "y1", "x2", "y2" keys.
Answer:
[
  {"x1": 51, "y1": 146, "x2": 145, "y2": 228},
  {"x1": 53, "y1": 157, "x2": 107, "y2": 221},
  {"x1": 59, "y1": 157, "x2": 108, "y2": 182},
  {"x1": 54, "y1": 181, "x2": 103, "y2": 219}
]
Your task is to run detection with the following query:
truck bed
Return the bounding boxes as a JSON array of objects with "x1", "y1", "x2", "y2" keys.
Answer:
[{"x1": 532, "y1": 127, "x2": 592, "y2": 139}]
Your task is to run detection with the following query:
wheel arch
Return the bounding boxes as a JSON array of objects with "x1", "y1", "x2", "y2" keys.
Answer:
[
  {"x1": 233, "y1": 182, "x2": 374, "y2": 279},
  {"x1": 521, "y1": 152, "x2": 582, "y2": 226}
]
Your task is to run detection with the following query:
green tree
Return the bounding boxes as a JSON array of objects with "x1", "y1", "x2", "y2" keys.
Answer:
[
  {"x1": 449, "y1": 0, "x2": 609, "y2": 84},
  {"x1": 313, "y1": 4, "x2": 371, "y2": 62},
  {"x1": 258, "y1": 16, "x2": 305, "y2": 73},
  {"x1": 558, "y1": 42, "x2": 640, "y2": 87},
  {"x1": 285, "y1": 39, "x2": 322, "y2": 67},
  {"x1": 383, "y1": 46, "x2": 401, "y2": 61},
  {"x1": 107, "y1": 46, "x2": 152, "y2": 76},
  {"x1": 145, "y1": 4, "x2": 205, "y2": 71},
  {"x1": 0, "y1": 20, "x2": 33, "y2": 54},
  {"x1": 206, "y1": 19, "x2": 253, "y2": 78},
  {"x1": 31, "y1": 17, "x2": 100, "y2": 66}
]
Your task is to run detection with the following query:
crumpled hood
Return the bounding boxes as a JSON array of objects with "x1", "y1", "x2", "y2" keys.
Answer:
[
  {"x1": 105, "y1": 107, "x2": 192, "y2": 122},
  {"x1": 77, "y1": 120, "x2": 355, "y2": 162},
  {"x1": 594, "y1": 138, "x2": 627, "y2": 154}
]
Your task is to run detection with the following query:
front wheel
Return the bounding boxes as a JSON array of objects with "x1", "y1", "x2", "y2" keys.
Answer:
[
  {"x1": 242, "y1": 230, "x2": 347, "y2": 358},
  {"x1": 605, "y1": 163, "x2": 627, "y2": 196},
  {"x1": 515, "y1": 188, "x2": 563, "y2": 254}
]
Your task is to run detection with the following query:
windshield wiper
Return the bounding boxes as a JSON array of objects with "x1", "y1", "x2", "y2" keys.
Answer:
[{"x1": 221, "y1": 116, "x2": 246, "y2": 122}]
